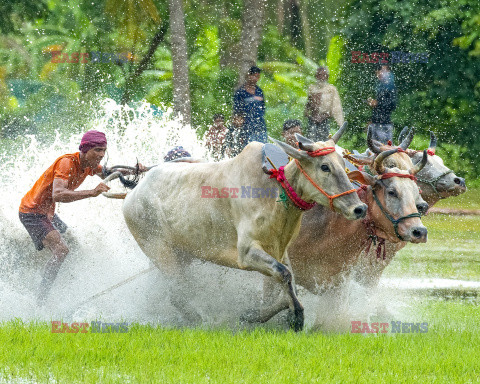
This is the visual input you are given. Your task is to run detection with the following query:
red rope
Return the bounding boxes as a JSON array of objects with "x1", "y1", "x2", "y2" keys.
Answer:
[
  {"x1": 295, "y1": 160, "x2": 357, "y2": 210},
  {"x1": 307, "y1": 147, "x2": 336, "y2": 157},
  {"x1": 269, "y1": 167, "x2": 316, "y2": 210}
]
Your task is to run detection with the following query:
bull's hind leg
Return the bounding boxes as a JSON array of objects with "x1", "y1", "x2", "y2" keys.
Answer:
[
  {"x1": 237, "y1": 239, "x2": 304, "y2": 331},
  {"x1": 146, "y1": 243, "x2": 202, "y2": 325}
]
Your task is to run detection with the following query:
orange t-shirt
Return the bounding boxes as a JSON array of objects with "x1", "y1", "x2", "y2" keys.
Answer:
[{"x1": 19, "y1": 152, "x2": 102, "y2": 217}]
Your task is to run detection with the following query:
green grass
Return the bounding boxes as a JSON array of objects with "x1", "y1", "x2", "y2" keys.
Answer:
[{"x1": 0, "y1": 300, "x2": 479, "y2": 384}]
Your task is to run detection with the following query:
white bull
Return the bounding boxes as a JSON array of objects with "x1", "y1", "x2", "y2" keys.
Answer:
[{"x1": 122, "y1": 127, "x2": 367, "y2": 331}]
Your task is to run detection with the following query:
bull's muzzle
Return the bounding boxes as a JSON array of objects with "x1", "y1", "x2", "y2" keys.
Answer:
[{"x1": 409, "y1": 226, "x2": 428, "y2": 243}]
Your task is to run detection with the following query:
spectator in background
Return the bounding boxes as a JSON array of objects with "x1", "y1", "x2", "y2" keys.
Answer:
[
  {"x1": 367, "y1": 64, "x2": 397, "y2": 143},
  {"x1": 204, "y1": 113, "x2": 228, "y2": 161},
  {"x1": 282, "y1": 119, "x2": 303, "y2": 148},
  {"x1": 233, "y1": 66, "x2": 267, "y2": 145},
  {"x1": 304, "y1": 66, "x2": 344, "y2": 141},
  {"x1": 224, "y1": 112, "x2": 247, "y2": 157}
]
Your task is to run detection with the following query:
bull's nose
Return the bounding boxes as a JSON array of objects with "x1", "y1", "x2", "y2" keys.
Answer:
[
  {"x1": 416, "y1": 202, "x2": 429, "y2": 215},
  {"x1": 353, "y1": 204, "x2": 367, "y2": 219},
  {"x1": 454, "y1": 177, "x2": 466, "y2": 188},
  {"x1": 411, "y1": 227, "x2": 428, "y2": 242}
]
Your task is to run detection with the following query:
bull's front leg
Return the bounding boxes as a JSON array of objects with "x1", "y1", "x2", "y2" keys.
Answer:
[{"x1": 237, "y1": 239, "x2": 304, "y2": 331}]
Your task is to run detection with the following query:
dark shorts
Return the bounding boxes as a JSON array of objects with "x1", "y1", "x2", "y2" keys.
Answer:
[
  {"x1": 19, "y1": 212, "x2": 68, "y2": 251},
  {"x1": 307, "y1": 118, "x2": 330, "y2": 142}
]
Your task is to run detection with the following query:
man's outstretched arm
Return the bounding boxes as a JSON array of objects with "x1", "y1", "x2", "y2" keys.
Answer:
[{"x1": 52, "y1": 178, "x2": 110, "y2": 203}]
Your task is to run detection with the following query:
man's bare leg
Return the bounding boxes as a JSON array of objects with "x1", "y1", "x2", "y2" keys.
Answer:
[{"x1": 37, "y1": 230, "x2": 69, "y2": 305}]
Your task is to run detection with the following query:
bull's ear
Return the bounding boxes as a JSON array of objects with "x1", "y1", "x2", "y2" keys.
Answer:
[
  {"x1": 348, "y1": 154, "x2": 373, "y2": 166},
  {"x1": 273, "y1": 139, "x2": 309, "y2": 160},
  {"x1": 348, "y1": 170, "x2": 376, "y2": 186}
]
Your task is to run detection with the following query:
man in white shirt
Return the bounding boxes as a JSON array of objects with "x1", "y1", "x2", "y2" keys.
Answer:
[{"x1": 304, "y1": 66, "x2": 344, "y2": 141}]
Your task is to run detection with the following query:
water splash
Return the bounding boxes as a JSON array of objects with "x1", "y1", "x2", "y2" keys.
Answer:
[{"x1": 1, "y1": 99, "x2": 465, "y2": 330}]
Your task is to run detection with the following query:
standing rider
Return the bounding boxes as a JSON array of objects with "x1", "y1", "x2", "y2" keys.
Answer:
[{"x1": 19, "y1": 130, "x2": 146, "y2": 305}]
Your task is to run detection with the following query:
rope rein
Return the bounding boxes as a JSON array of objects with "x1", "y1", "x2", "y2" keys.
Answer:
[
  {"x1": 416, "y1": 170, "x2": 453, "y2": 198},
  {"x1": 294, "y1": 160, "x2": 357, "y2": 210},
  {"x1": 371, "y1": 188, "x2": 422, "y2": 241},
  {"x1": 268, "y1": 146, "x2": 357, "y2": 211}
]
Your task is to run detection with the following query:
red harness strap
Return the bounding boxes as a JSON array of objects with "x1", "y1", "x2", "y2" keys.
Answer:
[
  {"x1": 269, "y1": 167, "x2": 316, "y2": 210},
  {"x1": 307, "y1": 147, "x2": 336, "y2": 157},
  {"x1": 295, "y1": 159, "x2": 357, "y2": 210},
  {"x1": 268, "y1": 146, "x2": 357, "y2": 210}
]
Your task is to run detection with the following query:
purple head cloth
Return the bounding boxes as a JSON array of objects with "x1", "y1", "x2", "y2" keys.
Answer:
[{"x1": 79, "y1": 130, "x2": 107, "y2": 153}]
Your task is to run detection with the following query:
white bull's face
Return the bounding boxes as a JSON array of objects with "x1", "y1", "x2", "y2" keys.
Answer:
[
  {"x1": 411, "y1": 152, "x2": 466, "y2": 199},
  {"x1": 275, "y1": 138, "x2": 367, "y2": 221}
]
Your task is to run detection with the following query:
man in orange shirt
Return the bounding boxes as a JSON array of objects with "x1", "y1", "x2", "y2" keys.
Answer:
[{"x1": 19, "y1": 130, "x2": 145, "y2": 305}]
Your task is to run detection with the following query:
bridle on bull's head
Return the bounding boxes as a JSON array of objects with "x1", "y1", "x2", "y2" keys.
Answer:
[
  {"x1": 269, "y1": 123, "x2": 357, "y2": 211},
  {"x1": 398, "y1": 129, "x2": 453, "y2": 199},
  {"x1": 369, "y1": 148, "x2": 427, "y2": 241},
  {"x1": 269, "y1": 147, "x2": 357, "y2": 210}
]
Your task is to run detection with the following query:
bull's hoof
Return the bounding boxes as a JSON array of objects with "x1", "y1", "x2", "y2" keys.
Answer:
[{"x1": 289, "y1": 307, "x2": 304, "y2": 332}]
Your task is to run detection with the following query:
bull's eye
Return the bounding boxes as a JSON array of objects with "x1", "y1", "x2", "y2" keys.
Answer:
[
  {"x1": 321, "y1": 164, "x2": 331, "y2": 172},
  {"x1": 387, "y1": 189, "x2": 397, "y2": 197}
]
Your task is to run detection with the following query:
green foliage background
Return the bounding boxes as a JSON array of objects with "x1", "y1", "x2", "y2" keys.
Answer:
[{"x1": 0, "y1": 0, "x2": 478, "y2": 183}]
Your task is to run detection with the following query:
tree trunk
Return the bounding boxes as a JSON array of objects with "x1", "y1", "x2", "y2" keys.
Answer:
[
  {"x1": 277, "y1": 0, "x2": 285, "y2": 35},
  {"x1": 168, "y1": 0, "x2": 192, "y2": 126},
  {"x1": 237, "y1": 0, "x2": 267, "y2": 86},
  {"x1": 299, "y1": 0, "x2": 313, "y2": 58},
  {"x1": 121, "y1": 23, "x2": 168, "y2": 105}
]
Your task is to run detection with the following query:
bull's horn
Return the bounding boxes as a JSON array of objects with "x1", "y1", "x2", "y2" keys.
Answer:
[
  {"x1": 399, "y1": 127, "x2": 415, "y2": 150},
  {"x1": 331, "y1": 121, "x2": 348, "y2": 144},
  {"x1": 367, "y1": 125, "x2": 382, "y2": 154},
  {"x1": 374, "y1": 149, "x2": 398, "y2": 174},
  {"x1": 397, "y1": 126, "x2": 409, "y2": 145},
  {"x1": 428, "y1": 131, "x2": 437, "y2": 154},
  {"x1": 295, "y1": 133, "x2": 314, "y2": 145},
  {"x1": 410, "y1": 149, "x2": 428, "y2": 175},
  {"x1": 103, "y1": 171, "x2": 122, "y2": 183}
]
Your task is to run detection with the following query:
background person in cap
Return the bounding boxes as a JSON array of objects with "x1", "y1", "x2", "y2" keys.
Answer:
[
  {"x1": 282, "y1": 119, "x2": 303, "y2": 148},
  {"x1": 304, "y1": 66, "x2": 344, "y2": 141},
  {"x1": 233, "y1": 65, "x2": 267, "y2": 147},
  {"x1": 18, "y1": 130, "x2": 146, "y2": 305}
]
